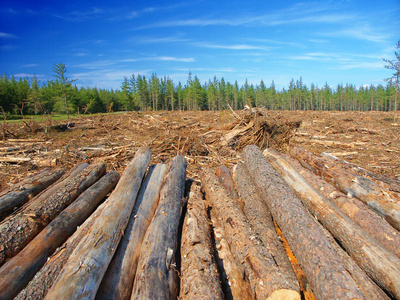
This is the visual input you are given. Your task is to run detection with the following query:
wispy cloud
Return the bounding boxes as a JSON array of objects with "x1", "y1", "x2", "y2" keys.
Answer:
[
  {"x1": 193, "y1": 42, "x2": 269, "y2": 50},
  {"x1": 0, "y1": 32, "x2": 18, "y2": 39},
  {"x1": 21, "y1": 63, "x2": 39, "y2": 68},
  {"x1": 13, "y1": 73, "x2": 45, "y2": 78},
  {"x1": 54, "y1": 7, "x2": 104, "y2": 22},
  {"x1": 134, "y1": 35, "x2": 190, "y2": 44},
  {"x1": 125, "y1": 1, "x2": 202, "y2": 19},
  {"x1": 122, "y1": 56, "x2": 195, "y2": 63}
]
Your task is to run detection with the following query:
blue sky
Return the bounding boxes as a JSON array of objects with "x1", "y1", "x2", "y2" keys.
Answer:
[{"x1": 0, "y1": 0, "x2": 399, "y2": 90}]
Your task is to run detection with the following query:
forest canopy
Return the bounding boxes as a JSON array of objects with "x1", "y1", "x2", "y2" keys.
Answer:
[{"x1": 0, "y1": 69, "x2": 399, "y2": 117}]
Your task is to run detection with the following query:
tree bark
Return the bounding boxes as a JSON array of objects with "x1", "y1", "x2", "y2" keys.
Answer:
[
  {"x1": 15, "y1": 195, "x2": 110, "y2": 300},
  {"x1": 241, "y1": 145, "x2": 365, "y2": 300},
  {"x1": 0, "y1": 162, "x2": 105, "y2": 266},
  {"x1": 97, "y1": 164, "x2": 167, "y2": 300},
  {"x1": 215, "y1": 165, "x2": 240, "y2": 201},
  {"x1": 321, "y1": 152, "x2": 400, "y2": 193},
  {"x1": 0, "y1": 171, "x2": 120, "y2": 300},
  {"x1": 232, "y1": 162, "x2": 300, "y2": 292},
  {"x1": 264, "y1": 148, "x2": 400, "y2": 299},
  {"x1": 291, "y1": 146, "x2": 400, "y2": 231},
  {"x1": 201, "y1": 167, "x2": 301, "y2": 300},
  {"x1": 0, "y1": 168, "x2": 65, "y2": 220},
  {"x1": 209, "y1": 204, "x2": 253, "y2": 300},
  {"x1": 44, "y1": 146, "x2": 151, "y2": 300},
  {"x1": 284, "y1": 151, "x2": 400, "y2": 259},
  {"x1": 180, "y1": 184, "x2": 224, "y2": 300},
  {"x1": 131, "y1": 155, "x2": 186, "y2": 300}
]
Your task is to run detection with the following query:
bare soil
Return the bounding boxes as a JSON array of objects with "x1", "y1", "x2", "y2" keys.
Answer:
[{"x1": 1, "y1": 110, "x2": 399, "y2": 191}]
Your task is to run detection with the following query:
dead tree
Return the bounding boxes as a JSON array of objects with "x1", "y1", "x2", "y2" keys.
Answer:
[
  {"x1": 44, "y1": 146, "x2": 151, "y2": 300},
  {"x1": 180, "y1": 184, "x2": 224, "y2": 300},
  {"x1": 201, "y1": 167, "x2": 301, "y2": 300},
  {"x1": 131, "y1": 155, "x2": 187, "y2": 300},
  {"x1": 0, "y1": 168, "x2": 65, "y2": 220},
  {"x1": 264, "y1": 148, "x2": 400, "y2": 299},
  {"x1": 0, "y1": 162, "x2": 106, "y2": 266},
  {"x1": 291, "y1": 146, "x2": 400, "y2": 231},
  {"x1": 97, "y1": 164, "x2": 167, "y2": 300},
  {"x1": 241, "y1": 145, "x2": 365, "y2": 300},
  {"x1": 0, "y1": 171, "x2": 120, "y2": 300}
]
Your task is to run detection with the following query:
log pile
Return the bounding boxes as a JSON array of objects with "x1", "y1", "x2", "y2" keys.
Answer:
[{"x1": 1, "y1": 141, "x2": 400, "y2": 300}]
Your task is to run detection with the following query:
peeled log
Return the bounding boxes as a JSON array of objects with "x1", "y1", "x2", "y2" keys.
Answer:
[
  {"x1": 201, "y1": 167, "x2": 301, "y2": 300},
  {"x1": 97, "y1": 164, "x2": 167, "y2": 300},
  {"x1": 232, "y1": 162, "x2": 300, "y2": 292},
  {"x1": 44, "y1": 146, "x2": 151, "y2": 300},
  {"x1": 209, "y1": 204, "x2": 253, "y2": 300},
  {"x1": 264, "y1": 149, "x2": 400, "y2": 299},
  {"x1": 291, "y1": 146, "x2": 400, "y2": 231},
  {"x1": 321, "y1": 152, "x2": 400, "y2": 193},
  {"x1": 131, "y1": 155, "x2": 187, "y2": 300},
  {"x1": 180, "y1": 184, "x2": 224, "y2": 300},
  {"x1": 215, "y1": 166, "x2": 239, "y2": 201},
  {"x1": 0, "y1": 168, "x2": 65, "y2": 220},
  {"x1": 0, "y1": 162, "x2": 105, "y2": 266},
  {"x1": 242, "y1": 145, "x2": 365, "y2": 300},
  {"x1": 0, "y1": 171, "x2": 120, "y2": 300},
  {"x1": 15, "y1": 196, "x2": 110, "y2": 300},
  {"x1": 283, "y1": 152, "x2": 400, "y2": 259}
]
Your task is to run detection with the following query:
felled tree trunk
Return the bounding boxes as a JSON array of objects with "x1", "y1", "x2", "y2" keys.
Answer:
[
  {"x1": 201, "y1": 167, "x2": 301, "y2": 300},
  {"x1": 131, "y1": 155, "x2": 186, "y2": 300},
  {"x1": 0, "y1": 171, "x2": 120, "y2": 300},
  {"x1": 264, "y1": 149, "x2": 400, "y2": 299},
  {"x1": 0, "y1": 162, "x2": 106, "y2": 266},
  {"x1": 97, "y1": 164, "x2": 167, "y2": 300},
  {"x1": 15, "y1": 196, "x2": 110, "y2": 300},
  {"x1": 283, "y1": 151, "x2": 400, "y2": 259},
  {"x1": 209, "y1": 204, "x2": 253, "y2": 300},
  {"x1": 0, "y1": 168, "x2": 65, "y2": 220},
  {"x1": 291, "y1": 146, "x2": 400, "y2": 231},
  {"x1": 232, "y1": 162, "x2": 300, "y2": 291},
  {"x1": 241, "y1": 145, "x2": 365, "y2": 300},
  {"x1": 215, "y1": 166, "x2": 239, "y2": 201},
  {"x1": 321, "y1": 152, "x2": 400, "y2": 193},
  {"x1": 180, "y1": 184, "x2": 224, "y2": 300},
  {"x1": 44, "y1": 146, "x2": 151, "y2": 300}
]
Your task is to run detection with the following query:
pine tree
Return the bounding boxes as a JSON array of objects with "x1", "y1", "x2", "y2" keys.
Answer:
[
  {"x1": 52, "y1": 63, "x2": 76, "y2": 118},
  {"x1": 383, "y1": 39, "x2": 400, "y2": 122}
]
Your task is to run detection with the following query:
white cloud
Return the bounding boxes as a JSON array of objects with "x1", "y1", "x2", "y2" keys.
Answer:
[
  {"x1": 193, "y1": 42, "x2": 269, "y2": 50},
  {"x1": 0, "y1": 32, "x2": 17, "y2": 39}
]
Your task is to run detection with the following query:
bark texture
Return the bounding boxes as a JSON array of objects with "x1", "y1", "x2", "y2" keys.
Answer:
[
  {"x1": 0, "y1": 168, "x2": 65, "y2": 221},
  {"x1": 15, "y1": 196, "x2": 110, "y2": 300},
  {"x1": 44, "y1": 146, "x2": 151, "y2": 300},
  {"x1": 0, "y1": 171, "x2": 119, "y2": 300},
  {"x1": 201, "y1": 167, "x2": 301, "y2": 300},
  {"x1": 97, "y1": 164, "x2": 167, "y2": 300},
  {"x1": 0, "y1": 162, "x2": 105, "y2": 266},
  {"x1": 284, "y1": 152, "x2": 400, "y2": 259},
  {"x1": 291, "y1": 146, "x2": 400, "y2": 231},
  {"x1": 131, "y1": 155, "x2": 186, "y2": 300},
  {"x1": 264, "y1": 148, "x2": 400, "y2": 299},
  {"x1": 241, "y1": 145, "x2": 365, "y2": 300},
  {"x1": 180, "y1": 184, "x2": 224, "y2": 300}
]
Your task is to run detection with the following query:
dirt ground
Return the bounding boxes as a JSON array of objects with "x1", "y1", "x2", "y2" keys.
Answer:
[{"x1": 0, "y1": 110, "x2": 399, "y2": 191}]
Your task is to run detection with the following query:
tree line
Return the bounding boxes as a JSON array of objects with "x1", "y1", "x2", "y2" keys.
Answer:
[{"x1": 0, "y1": 68, "x2": 399, "y2": 117}]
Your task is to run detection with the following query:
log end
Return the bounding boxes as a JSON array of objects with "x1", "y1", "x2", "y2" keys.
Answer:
[{"x1": 267, "y1": 289, "x2": 301, "y2": 300}]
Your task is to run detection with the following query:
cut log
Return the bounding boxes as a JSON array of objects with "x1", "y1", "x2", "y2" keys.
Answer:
[
  {"x1": 180, "y1": 184, "x2": 224, "y2": 300},
  {"x1": 209, "y1": 203, "x2": 253, "y2": 300},
  {"x1": 291, "y1": 146, "x2": 400, "y2": 231},
  {"x1": 264, "y1": 148, "x2": 400, "y2": 299},
  {"x1": 321, "y1": 152, "x2": 400, "y2": 193},
  {"x1": 232, "y1": 162, "x2": 300, "y2": 291},
  {"x1": 15, "y1": 193, "x2": 110, "y2": 300},
  {"x1": 97, "y1": 164, "x2": 167, "y2": 300},
  {"x1": 0, "y1": 168, "x2": 65, "y2": 220},
  {"x1": 283, "y1": 152, "x2": 400, "y2": 259},
  {"x1": 241, "y1": 145, "x2": 365, "y2": 300},
  {"x1": 0, "y1": 162, "x2": 105, "y2": 266},
  {"x1": 0, "y1": 156, "x2": 31, "y2": 163},
  {"x1": 44, "y1": 146, "x2": 151, "y2": 300},
  {"x1": 131, "y1": 155, "x2": 187, "y2": 300},
  {"x1": 201, "y1": 168, "x2": 301, "y2": 300},
  {"x1": 0, "y1": 171, "x2": 120, "y2": 300}
]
